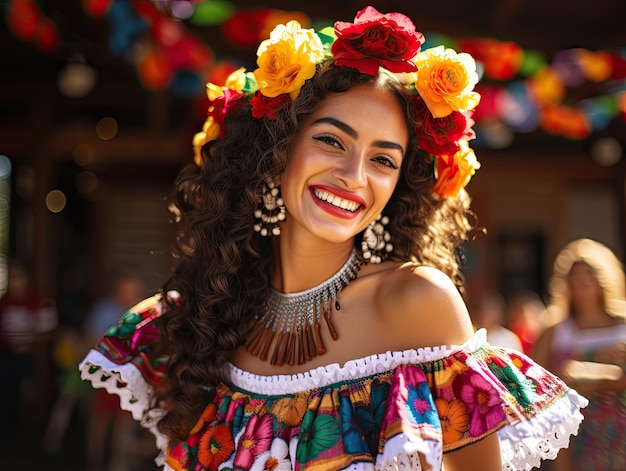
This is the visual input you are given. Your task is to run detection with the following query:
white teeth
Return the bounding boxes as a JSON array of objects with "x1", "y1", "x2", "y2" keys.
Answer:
[{"x1": 313, "y1": 188, "x2": 361, "y2": 212}]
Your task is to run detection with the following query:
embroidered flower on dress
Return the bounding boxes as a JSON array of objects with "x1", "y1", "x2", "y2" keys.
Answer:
[
  {"x1": 198, "y1": 424, "x2": 236, "y2": 470},
  {"x1": 434, "y1": 398, "x2": 470, "y2": 444},
  {"x1": 340, "y1": 394, "x2": 372, "y2": 455},
  {"x1": 263, "y1": 438, "x2": 292, "y2": 471},
  {"x1": 332, "y1": 6, "x2": 424, "y2": 75},
  {"x1": 406, "y1": 381, "x2": 439, "y2": 425},
  {"x1": 460, "y1": 372, "x2": 506, "y2": 437},
  {"x1": 296, "y1": 410, "x2": 341, "y2": 464},
  {"x1": 270, "y1": 395, "x2": 307, "y2": 427},
  {"x1": 233, "y1": 414, "x2": 274, "y2": 469},
  {"x1": 488, "y1": 362, "x2": 536, "y2": 409},
  {"x1": 105, "y1": 310, "x2": 142, "y2": 338}
]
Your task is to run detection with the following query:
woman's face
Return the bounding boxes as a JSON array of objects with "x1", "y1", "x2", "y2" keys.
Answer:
[
  {"x1": 568, "y1": 262, "x2": 603, "y2": 306},
  {"x1": 280, "y1": 84, "x2": 409, "y2": 244}
]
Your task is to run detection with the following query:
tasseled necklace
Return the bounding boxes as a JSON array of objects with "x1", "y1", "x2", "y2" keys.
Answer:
[{"x1": 245, "y1": 248, "x2": 362, "y2": 366}]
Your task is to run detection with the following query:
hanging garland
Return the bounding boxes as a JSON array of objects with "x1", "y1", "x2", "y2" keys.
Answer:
[{"x1": 4, "y1": 0, "x2": 626, "y2": 143}]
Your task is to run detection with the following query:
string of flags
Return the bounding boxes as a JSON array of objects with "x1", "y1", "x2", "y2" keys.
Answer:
[{"x1": 5, "y1": 0, "x2": 626, "y2": 144}]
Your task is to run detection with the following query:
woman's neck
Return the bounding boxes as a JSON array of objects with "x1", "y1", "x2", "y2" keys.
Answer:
[
  {"x1": 271, "y1": 231, "x2": 356, "y2": 293},
  {"x1": 570, "y1": 302, "x2": 616, "y2": 329}
]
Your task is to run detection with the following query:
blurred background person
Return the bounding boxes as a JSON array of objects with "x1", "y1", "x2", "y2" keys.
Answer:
[
  {"x1": 83, "y1": 266, "x2": 157, "y2": 471},
  {"x1": 0, "y1": 258, "x2": 57, "y2": 443},
  {"x1": 533, "y1": 238, "x2": 626, "y2": 471},
  {"x1": 41, "y1": 324, "x2": 93, "y2": 455},
  {"x1": 507, "y1": 290, "x2": 547, "y2": 355},
  {"x1": 469, "y1": 291, "x2": 523, "y2": 351}
]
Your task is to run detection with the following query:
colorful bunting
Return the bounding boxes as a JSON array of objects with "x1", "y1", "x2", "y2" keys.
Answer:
[{"x1": 3, "y1": 0, "x2": 625, "y2": 144}]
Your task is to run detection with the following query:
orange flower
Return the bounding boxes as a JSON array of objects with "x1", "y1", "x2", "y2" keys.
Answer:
[
  {"x1": 198, "y1": 424, "x2": 235, "y2": 469},
  {"x1": 413, "y1": 46, "x2": 480, "y2": 118},
  {"x1": 435, "y1": 398, "x2": 470, "y2": 444},
  {"x1": 431, "y1": 140, "x2": 480, "y2": 197},
  {"x1": 254, "y1": 20, "x2": 324, "y2": 99},
  {"x1": 271, "y1": 395, "x2": 307, "y2": 427}
]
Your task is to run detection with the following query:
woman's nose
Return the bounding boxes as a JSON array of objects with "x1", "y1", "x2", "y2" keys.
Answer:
[{"x1": 332, "y1": 153, "x2": 367, "y2": 189}]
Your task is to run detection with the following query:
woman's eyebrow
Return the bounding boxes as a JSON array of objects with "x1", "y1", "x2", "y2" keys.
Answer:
[
  {"x1": 311, "y1": 117, "x2": 357, "y2": 138},
  {"x1": 372, "y1": 140, "x2": 404, "y2": 154},
  {"x1": 311, "y1": 117, "x2": 404, "y2": 154}
]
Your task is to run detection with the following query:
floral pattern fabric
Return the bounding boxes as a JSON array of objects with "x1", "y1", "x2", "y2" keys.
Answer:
[{"x1": 79, "y1": 296, "x2": 588, "y2": 471}]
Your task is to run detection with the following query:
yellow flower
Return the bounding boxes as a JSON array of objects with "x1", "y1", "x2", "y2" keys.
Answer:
[
  {"x1": 205, "y1": 67, "x2": 248, "y2": 101},
  {"x1": 413, "y1": 46, "x2": 480, "y2": 118},
  {"x1": 224, "y1": 67, "x2": 248, "y2": 92},
  {"x1": 192, "y1": 116, "x2": 220, "y2": 166},
  {"x1": 254, "y1": 20, "x2": 324, "y2": 99}
]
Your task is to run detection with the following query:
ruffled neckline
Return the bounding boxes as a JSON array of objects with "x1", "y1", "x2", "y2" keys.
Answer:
[{"x1": 225, "y1": 329, "x2": 488, "y2": 395}]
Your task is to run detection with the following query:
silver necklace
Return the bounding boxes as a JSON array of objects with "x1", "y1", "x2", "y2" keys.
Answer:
[{"x1": 245, "y1": 248, "x2": 362, "y2": 366}]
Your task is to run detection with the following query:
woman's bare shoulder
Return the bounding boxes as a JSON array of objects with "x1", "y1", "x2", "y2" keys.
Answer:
[{"x1": 374, "y1": 263, "x2": 475, "y2": 348}]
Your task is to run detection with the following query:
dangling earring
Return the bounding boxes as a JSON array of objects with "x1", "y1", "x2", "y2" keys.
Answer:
[
  {"x1": 361, "y1": 214, "x2": 393, "y2": 264},
  {"x1": 253, "y1": 181, "x2": 286, "y2": 236}
]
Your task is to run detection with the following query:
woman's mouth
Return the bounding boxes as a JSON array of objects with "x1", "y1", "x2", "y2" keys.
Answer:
[{"x1": 311, "y1": 187, "x2": 364, "y2": 218}]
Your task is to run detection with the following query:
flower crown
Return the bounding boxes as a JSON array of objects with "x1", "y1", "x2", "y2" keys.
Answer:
[{"x1": 193, "y1": 6, "x2": 481, "y2": 198}]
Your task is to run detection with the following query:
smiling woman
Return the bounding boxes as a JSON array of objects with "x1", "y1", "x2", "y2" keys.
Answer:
[{"x1": 79, "y1": 6, "x2": 587, "y2": 471}]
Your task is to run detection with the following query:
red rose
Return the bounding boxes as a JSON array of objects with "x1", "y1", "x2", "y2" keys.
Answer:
[
  {"x1": 208, "y1": 88, "x2": 247, "y2": 138},
  {"x1": 332, "y1": 6, "x2": 424, "y2": 75},
  {"x1": 412, "y1": 96, "x2": 475, "y2": 156},
  {"x1": 250, "y1": 92, "x2": 292, "y2": 120}
]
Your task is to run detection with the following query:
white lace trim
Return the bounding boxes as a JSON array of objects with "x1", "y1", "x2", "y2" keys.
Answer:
[
  {"x1": 225, "y1": 330, "x2": 488, "y2": 395},
  {"x1": 78, "y1": 350, "x2": 169, "y2": 464},
  {"x1": 79, "y1": 329, "x2": 588, "y2": 471},
  {"x1": 497, "y1": 389, "x2": 588, "y2": 470}
]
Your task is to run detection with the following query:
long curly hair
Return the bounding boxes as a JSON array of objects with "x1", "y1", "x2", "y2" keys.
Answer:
[{"x1": 153, "y1": 62, "x2": 476, "y2": 440}]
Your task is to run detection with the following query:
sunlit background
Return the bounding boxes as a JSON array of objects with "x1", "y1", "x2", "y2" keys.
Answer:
[{"x1": 0, "y1": 0, "x2": 625, "y2": 469}]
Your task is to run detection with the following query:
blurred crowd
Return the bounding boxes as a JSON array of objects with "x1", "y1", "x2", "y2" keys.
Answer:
[
  {"x1": 0, "y1": 237, "x2": 624, "y2": 471},
  {"x1": 0, "y1": 262, "x2": 158, "y2": 471}
]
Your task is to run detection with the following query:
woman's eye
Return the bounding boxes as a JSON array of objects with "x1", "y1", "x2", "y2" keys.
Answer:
[
  {"x1": 373, "y1": 156, "x2": 400, "y2": 170},
  {"x1": 313, "y1": 135, "x2": 343, "y2": 149}
]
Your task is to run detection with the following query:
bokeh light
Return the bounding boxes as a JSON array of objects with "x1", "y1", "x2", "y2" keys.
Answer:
[
  {"x1": 96, "y1": 117, "x2": 118, "y2": 140},
  {"x1": 45, "y1": 190, "x2": 67, "y2": 213}
]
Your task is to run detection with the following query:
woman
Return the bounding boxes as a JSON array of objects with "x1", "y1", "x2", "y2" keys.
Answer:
[
  {"x1": 80, "y1": 7, "x2": 587, "y2": 471},
  {"x1": 532, "y1": 239, "x2": 626, "y2": 471}
]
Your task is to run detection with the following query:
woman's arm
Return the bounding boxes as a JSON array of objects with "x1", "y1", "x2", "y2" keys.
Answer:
[
  {"x1": 443, "y1": 433, "x2": 502, "y2": 471},
  {"x1": 383, "y1": 266, "x2": 503, "y2": 469}
]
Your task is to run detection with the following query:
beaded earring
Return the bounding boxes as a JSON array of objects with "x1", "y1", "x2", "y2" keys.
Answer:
[
  {"x1": 253, "y1": 181, "x2": 286, "y2": 236},
  {"x1": 361, "y1": 214, "x2": 393, "y2": 263}
]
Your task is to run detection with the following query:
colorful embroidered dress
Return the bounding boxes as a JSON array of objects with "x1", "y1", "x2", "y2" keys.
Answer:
[{"x1": 79, "y1": 295, "x2": 588, "y2": 471}]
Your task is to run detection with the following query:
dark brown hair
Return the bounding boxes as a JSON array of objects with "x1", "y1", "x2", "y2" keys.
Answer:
[{"x1": 154, "y1": 61, "x2": 475, "y2": 440}]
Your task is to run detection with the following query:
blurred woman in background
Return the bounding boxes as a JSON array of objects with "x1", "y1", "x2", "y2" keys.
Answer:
[{"x1": 533, "y1": 238, "x2": 626, "y2": 471}]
